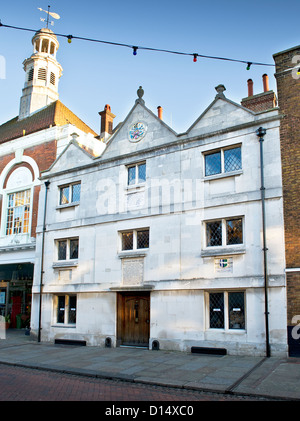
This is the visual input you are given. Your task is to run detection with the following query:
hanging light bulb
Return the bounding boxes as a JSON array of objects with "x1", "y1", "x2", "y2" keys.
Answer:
[
  {"x1": 133, "y1": 46, "x2": 138, "y2": 56},
  {"x1": 246, "y1": 62, "x2": 252, "y2": 70},
  {"x1": 67, "y1": 35, "x2": 72, "y2": 44},
  {"x1": 193, "y1": 54, "x2": 198, "y2": 63}
]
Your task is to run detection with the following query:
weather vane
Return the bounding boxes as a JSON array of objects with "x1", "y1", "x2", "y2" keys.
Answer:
[{"x1": 38, "y1": 6, "x2": 60, "y2": 28}]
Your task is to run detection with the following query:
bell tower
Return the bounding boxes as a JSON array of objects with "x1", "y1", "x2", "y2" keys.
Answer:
[{"x1": 18, "y1": 28, "x2": 63, "y2": 120}]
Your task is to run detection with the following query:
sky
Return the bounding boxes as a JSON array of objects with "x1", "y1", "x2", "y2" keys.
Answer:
[{"x1": 0, "y1": 0, "x2": 299, "y2": 134}]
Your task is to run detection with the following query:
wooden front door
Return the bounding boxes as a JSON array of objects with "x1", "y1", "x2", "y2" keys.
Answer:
[{"x1": 117, "y1": 293, "x2": 150, "y2": 347}]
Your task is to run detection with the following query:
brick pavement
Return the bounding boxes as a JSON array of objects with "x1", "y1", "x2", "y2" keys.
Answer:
[{"x1": 0, "y1": 364, "x2": 270, "y2": 401}]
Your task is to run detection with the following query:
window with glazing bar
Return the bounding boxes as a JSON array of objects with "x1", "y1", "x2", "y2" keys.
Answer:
[
  {"x1": 206, "y1": 218, "x2": 243, "y2": 247},
  {"x1": 57, "y1": 238, "x2": 79, "y2": 261},
  {"x1": 209, "y1": 291, "x2": 245, "y2": 330},
  {"x1": 121, "y1": 228, "x2": 149, "y2": 251},
  {"x1": 5, "y1": 189, "x2": 31, "y2": 236},
  {"x1": 56, "y1": 295, "x2": 77, "y2": 325},
  {"x1": 59, "y1": 182, "x2": 81, "y2": 205},
  {"x1": 127, "y1": 162, "x2": 146, "y2": 186},
  {"x1": 204, "y1": 146, "x2": 242, "y2": 176}
]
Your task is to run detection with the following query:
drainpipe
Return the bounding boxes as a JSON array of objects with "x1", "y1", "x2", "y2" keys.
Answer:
[
  {"x1": 38, "y1": 180, "x2": 50, "y2": 342},
  {"x1": 256, "y1": 127, "x2": 271, "y2": 357}
]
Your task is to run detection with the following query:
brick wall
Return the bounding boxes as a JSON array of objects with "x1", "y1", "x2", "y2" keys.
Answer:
[
  {"x1": 24, "y1": 139, "x2": 56, "y2": 173},
  {"x1": 273, "y1": 45, "x2": 300, "y2": 328},
  {"x1": 31, "y1": 185, "x2": 41, "y2": 238},
  {"x1": 0, "y1": 152, "x2": 15, "y2": 173},
  {"x1": 0, "y1": 139, "x2": 56, "y2": 237},
  {"x1": 286, "y1": 272, "x2": 300, "y2": 324},
  {"x1": 241, "y1": 91, "x2": 277, "y2": 112}
]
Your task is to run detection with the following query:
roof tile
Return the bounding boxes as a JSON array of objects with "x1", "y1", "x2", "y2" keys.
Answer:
[{"x1": 0, "y1": 100, "x2": 97, "y2": 144}]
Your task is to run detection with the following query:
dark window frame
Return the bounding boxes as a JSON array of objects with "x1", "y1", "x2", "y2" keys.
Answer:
[
  {"x1": 56, "y1": 294, "x2": 77, "y2": 325},
  {"x1": 208, "y1": 291, "x2": 245, "y2": 330},
  {"x1": 57, "y1": 238, "x2": 79, "y2": 261}
]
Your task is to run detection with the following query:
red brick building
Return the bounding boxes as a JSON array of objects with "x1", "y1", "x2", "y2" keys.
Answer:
[{"x1": 273, "y1": 45, "x2": 300, "y2": 356}]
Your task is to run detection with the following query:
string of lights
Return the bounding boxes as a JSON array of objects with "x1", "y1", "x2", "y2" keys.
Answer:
[{"x1": 0, "y1": 21, "x2": 275, "y2": 70}]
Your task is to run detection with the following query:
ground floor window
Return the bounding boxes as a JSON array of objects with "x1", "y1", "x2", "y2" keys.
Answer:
[
  {"x1": 209, "y1": 291, "x2": 245, "y2": 330},
  {"x1": 55, "y1": 295, "x2": 77, "y2": 325}
]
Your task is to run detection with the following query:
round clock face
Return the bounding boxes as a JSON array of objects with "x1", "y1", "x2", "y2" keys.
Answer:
[{"x1": 128, "y1": 122, "x2": 147, "y2": 142}]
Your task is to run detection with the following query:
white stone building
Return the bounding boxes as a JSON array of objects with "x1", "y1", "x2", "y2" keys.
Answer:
[{"x1": 31, "y1": 83, "x2": 287, "y2": 356}]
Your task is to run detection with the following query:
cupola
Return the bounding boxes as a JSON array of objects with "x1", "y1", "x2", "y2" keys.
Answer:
[{"x1": 18, "y1": 28, "x2": 63, "y2": 120}]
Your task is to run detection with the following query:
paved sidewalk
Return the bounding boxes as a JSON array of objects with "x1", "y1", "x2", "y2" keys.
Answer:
[{"x1": 0, "y1": 330, "x2": 300, "y2": 400}]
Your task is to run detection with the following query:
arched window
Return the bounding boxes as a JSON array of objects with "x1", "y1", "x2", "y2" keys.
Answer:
[
  {"x1": 41, "y1": 39, "x2": 49, "y2": 53},
  {"x1": 6, "y1": 189, "x2": 31, "y2": 235},
  {"x1": 50, "y1": 42, "x2": 55, "y2": 55},
  {"x1": 34, "y1": 39, "x2": 40, "y2": 52},
  {"x1": 3, "y1": 167, "x2": 33, "y2": 236}
]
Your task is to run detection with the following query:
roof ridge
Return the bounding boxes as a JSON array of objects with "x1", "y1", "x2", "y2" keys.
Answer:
[
  {"x1": 0, "y1": 100, "x2": 98, "y2": 144},
  {"x1": 53, "y1": 100, "x2": 98, "y2": 136}
]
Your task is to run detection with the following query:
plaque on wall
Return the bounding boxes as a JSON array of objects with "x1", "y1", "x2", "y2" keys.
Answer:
[{"x1": 122, "y1": 257, "x2": 144, "y2": 286}]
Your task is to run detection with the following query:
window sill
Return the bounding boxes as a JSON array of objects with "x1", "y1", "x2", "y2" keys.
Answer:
[
  {"x1": 201, "y1": 247, "x2": 245, "y2": 257},
  {"x1": 51, "y1": 324, "x2": 76, "y2": 328},
  {"x1": 118, "y1": 250, "x2": 148, "y2": 259},
  {"x1": 126, "y1": 184, "x2": 146, "y2": 193},
  {"x1": 208, "y1": 328, "x2": 246, "y2": 334},
  {"x1": 56, "y1": 202, "x2": 79, "y2": 210},
  {"x1": 53, "y1": 260, "x2": 78, "y2": 268},
  {"x1": 204, "y1": 169, "x2": 243, "y2": 181}
]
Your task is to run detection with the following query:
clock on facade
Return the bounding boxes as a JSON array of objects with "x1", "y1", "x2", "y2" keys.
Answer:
[{"x1": 128, "y1": 122, "x2": 147, "y2": 142}]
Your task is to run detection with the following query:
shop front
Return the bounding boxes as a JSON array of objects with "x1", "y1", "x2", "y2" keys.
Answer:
[{"x1": 0, "y1": 263, "x2": 33, "y2": 329}]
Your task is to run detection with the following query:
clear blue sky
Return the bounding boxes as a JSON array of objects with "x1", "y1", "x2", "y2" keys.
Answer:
[{"x1": 0, "y1": 0, "x2": 299, "y2": 133}]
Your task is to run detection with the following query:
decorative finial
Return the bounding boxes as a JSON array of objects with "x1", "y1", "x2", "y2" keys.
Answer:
[
  {"x1": 136, "y1": 86, "x2": 145, "y2": 104},
  {"x1": 215, "y1": 84, "x2": 226, "y2": 98},
  {"x1": 71, "y1": 132, "x2": 79, "y2": 142}
]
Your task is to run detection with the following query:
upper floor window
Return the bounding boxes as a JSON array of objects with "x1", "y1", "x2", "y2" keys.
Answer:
[
  {"x1": 6, "y1": 189, "x2": 31, "y2": 236},
  {"x1": 206, "y1": 218, "x2": 243, "y2": 247},
  {"x1": 57, "y1": 238, "x2": 79, "y2": 261},
  {"x1": 59, "y1": 182, "x2": 81, "y2": 206},
  {"x1": 121, "y1": 228, "x2": 149, "y2": 251},
  {"x1": 127, "y1": 162, "x2": 146, "y2": 186},
  {"x1": 205, "y1": 146, "x2": 241, "y2": 177}
]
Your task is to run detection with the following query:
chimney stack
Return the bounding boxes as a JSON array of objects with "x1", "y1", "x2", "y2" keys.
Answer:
[
  {"x1": 157, "y1": 106, "x2": 163, "y2": 120},
  {"x1": 262, "y1": 74, "x2": 269, "y2": 92},
  {"x1": 247, "y1": 79, "x2": 254, "y2": 96},
  {"x1": 241, "y1": 74, "x2": 277, "y2": 112},
  {"x1": 99, "y1": 104, "x2": 116, "y2": 140}
]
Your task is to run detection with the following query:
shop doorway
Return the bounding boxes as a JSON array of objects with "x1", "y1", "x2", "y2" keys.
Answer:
[{"x1": 0, "y1": 263, "x2": 33, "y2": 328}]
